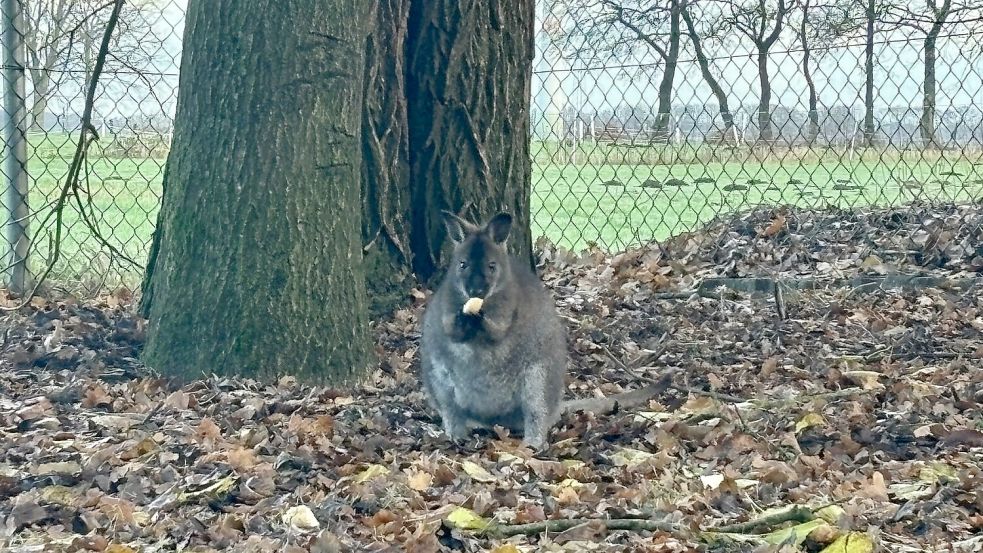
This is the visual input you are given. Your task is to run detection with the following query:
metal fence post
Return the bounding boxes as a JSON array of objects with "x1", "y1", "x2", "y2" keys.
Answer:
[{"x1": 1, "y1": 0, "x2": 30, "y2": 294}]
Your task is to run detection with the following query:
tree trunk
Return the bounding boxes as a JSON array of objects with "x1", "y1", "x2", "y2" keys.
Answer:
[
  {"x1": 862, "y1": 0, "x2": 876, "y2": 146},
  {"x1": 405, "y1": 0, "x2": 535, "y2": 281},
  {"x1": 140, "y1": 0, "x2": 371, "y2": 382},
  {"x1": 29, "y1": 70, "x2": 50, "y2": 131},
  {"x1": 757, "y1": 49, "x2": 773, "y2": 142},
  {"x1": 920, "y1": 31, "x2": 939, "y2": 148},
  {"x1": 680, "y1": 6, "x2": 733, "y2": 136},
  {"x1": 653, "y1": 0, "x2": 681, "y2": 138},
  {"x1": 798, "y1": 0, "x2": 819, "y2": 146},
  {"x1": 361, "y1": 0, "x2": 414, "y2": 317}
]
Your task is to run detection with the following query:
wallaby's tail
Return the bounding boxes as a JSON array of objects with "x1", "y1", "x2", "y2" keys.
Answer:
[{"x1": 561, "y1": 367, "x2": 680, "y2": 416}]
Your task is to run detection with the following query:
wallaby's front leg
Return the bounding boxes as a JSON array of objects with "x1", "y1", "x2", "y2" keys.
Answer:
[
  {"x1": 439, "y1": 407, "x2": 469, "y2": 441},
  {"x1": 479, "y1": 303, "x2": 516, "y2": 342},
  {"x1": 443, "y1": 311, "x2": 480, "y2": 342}
]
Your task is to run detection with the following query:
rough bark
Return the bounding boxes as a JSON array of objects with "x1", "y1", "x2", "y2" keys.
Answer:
[
  {"x1": 654, "y1": 1, "x2": 681, "y2": 137},
  {"x1": 606, "y1": 0, "x2": 681, "y2": 139},
  {"x1": 726, "y1": 0, "x2": 789, "y2": 143},
  {"x1": 920, "y1": 30, "x2": 940, "y2": 148},
  {"x1": 798, "y1": 0, "x2": 819, "y2": 145},
  {"x1": 405, "y1": 0, "x2": 535, "y2": 280},
  {"x1": 140, "y1": 0, "x2": 371, "y2": 382},
  {"x1": 361, "y1": 0, "x2": 414, "y2": 316},
  {"x1": 29, "y1": 72, "x2": 50, "y2": 131},
  {"x1": 680, "y1": 3, "x2": 734, "y2": 136},
  {"x1": 757, "y1": 50, "x2": 773, "y2": 142},
  {"x1": 862, "y1": 0, "x2": 876, "y2": 146}
]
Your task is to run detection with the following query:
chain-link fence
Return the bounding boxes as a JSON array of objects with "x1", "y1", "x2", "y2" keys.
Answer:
[
  {"x1": 532, "y1": 0, "x2": 983, "y2": 269},
  {"x1": 3, "y1": 0, "x2": 983, "y2": 295},
  {"x1": 1, "y1": 0, "x2": 181, "y2": 294}
]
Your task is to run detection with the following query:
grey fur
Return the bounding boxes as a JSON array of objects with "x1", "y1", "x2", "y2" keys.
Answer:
[{"x1": 420, "y1": 211, "x2": 568, "y2": 449}]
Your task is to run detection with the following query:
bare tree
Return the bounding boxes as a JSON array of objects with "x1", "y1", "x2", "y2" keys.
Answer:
[
  {"x1": 812, "y1": 0, "x2": 898, "y2": 146},
  {"x1": 794, "y1": 0, "x2": 820, "y2": 144},
  {"x1": 719, "y1": 0, "x2": 793, "y2": 142},
  {"x1": 558, "y1": 0, "x2": 682, "y2": 138},
  {"x1": 679, "y1": 0, "x2": 736, "y2": 138},
  {"x1": 21, "y1": 0, "x2": 162, "y2": 130},
  {"x1": 886, "y1": 0, "x2": 981, "y2": 148}
]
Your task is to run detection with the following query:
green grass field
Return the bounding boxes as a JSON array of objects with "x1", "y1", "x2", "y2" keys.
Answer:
[
  {"x1": 9, "y1": 133, "x2": 983, "y2": 289},
  {"x1": 533, "y1": 141, "x2": 983, "y2": 250}
]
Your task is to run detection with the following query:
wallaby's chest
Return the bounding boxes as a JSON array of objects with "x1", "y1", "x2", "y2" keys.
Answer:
[{"x1": 442, "y1": 341, "x2": 519, "y2": 396}]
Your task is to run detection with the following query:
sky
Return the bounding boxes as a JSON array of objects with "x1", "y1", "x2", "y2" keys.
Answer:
[{"x1": 14, "y1": 0, "x2": 983, "y2": 132}]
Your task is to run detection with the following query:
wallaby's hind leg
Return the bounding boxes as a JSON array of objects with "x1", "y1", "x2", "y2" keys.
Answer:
[
  {"x1": 520, "y1": 364, "x2": 553, "y2": 450},
  {"x1": 422, "y1": 356, "x2": 470, "y2": 441}
]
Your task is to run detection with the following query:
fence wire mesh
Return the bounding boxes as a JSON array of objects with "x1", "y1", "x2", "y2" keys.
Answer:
[
  {"x1": 531, "y1": 0, "x2": 983, "y2": 274},
  {"x1": 2, "y1": 0, "x2": 180, "y2": 294},
  {"x1": 2, "y1": 0, "x2": 982, "y2": 295}
]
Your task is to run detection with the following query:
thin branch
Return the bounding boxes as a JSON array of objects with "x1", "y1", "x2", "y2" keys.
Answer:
[
  {"x1": 2, "y1": 0, "x2": 125, "y2": 309},
  {"x1": 714, "y1": 505, "x2": 816, "y2": 533},
  {"x1": 485, "y1": 518, "x2": 680, "y2": 539}
]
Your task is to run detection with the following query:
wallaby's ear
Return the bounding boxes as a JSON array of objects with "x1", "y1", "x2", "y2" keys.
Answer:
[
  {"x1": 485, "y1": 212, "x2": 513, "y2": 245},
  {"x1": 441, "y1": 210, "x2": 477, "y2": 243}
]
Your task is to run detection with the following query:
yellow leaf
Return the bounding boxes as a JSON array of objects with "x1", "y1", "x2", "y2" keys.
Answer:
[
  {"x1": 842, "y1": 370, "x2": 884, "y2": 390},
  {"x1": 820, "y1": 532, "x2": 874, "y2": 553},
  {"x1": 496, "y1": 452, "x2": 523, "y2": 464},
  {"x1": 815, "y1": 505, "x2": 845, "y2": 524},
  {"x1": 406, "y1": 469, "x2": 433, "y2": 491},
  {"x1": 490, "y1": 546, "x2": 522, "y2": 553},
  {"x1": 632, "y1": 411, "x2": 673, "y2": 424},
  {"x1": 176, "y1": 474, "x2": 237, "y2": 504},
  {"x1": 445, "y1": 506, "x2": 490, "y2": 531},
  {"x1": 735, "y1": 478, "x2": 759, "y2": 489},
  {"x1": 795, "y1": 412, "x2": 827, "y2": 434},
  {"x1": 283, "y1": 505, "x2": 320, "y2": 532},
  {"x1": 354, "y1": 464, "x2": 390, "y2": 483},
  {"x1": 888, "y1": 481, "x2": 933, "y2": 501},
  {"x1": 556, "y1": 478, "x2": 584, "y2": 489},
  {"x1": 561, "y1": 459, "x2": 586, "y2": 470},
  {"x1": 919, "y1": 463, "x2": 958, "y2": 484},
  {"x1": 610, "y1": 448, "x2": 655, "y2": 468},
  {"x1": 40, "y1": 485, "x2": 82, "y2": 507},
  {"x1": 762, "y1": 519, "x2": 829, "y2": 546},
  {"x1": 105, "y1": 546, "x2": 137, "y2": 553},
  {"x1": 461, "y1": 460, "x2": 496, "y2": 483}
]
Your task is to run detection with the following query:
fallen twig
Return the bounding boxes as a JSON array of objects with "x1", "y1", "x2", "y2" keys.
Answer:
[
  {"x1": 485, "y1": 517, "x2": 680, "y2": 538},
  {"x1": 714, "y1": 506, "x2": 815, "y2": 534}
]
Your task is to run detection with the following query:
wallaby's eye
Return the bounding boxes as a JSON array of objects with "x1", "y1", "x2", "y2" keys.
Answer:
[
  {"x1": 459, "y1": 261, "x2": 467, "y2": 270},
  {"x1": 488, "y1": 262, "x2": 497, "y2": 271}
]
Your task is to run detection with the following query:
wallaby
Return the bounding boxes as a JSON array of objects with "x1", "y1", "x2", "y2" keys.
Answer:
[
  {"x1": 419, "y1": 211, "x2": 675, "y2": 450},
  {"x1": 420, "y1": 211, "x2": 567, "y2": 449}
]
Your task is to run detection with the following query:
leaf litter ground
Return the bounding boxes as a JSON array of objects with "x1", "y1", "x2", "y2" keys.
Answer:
[{"x1": 1, "y1": 203, "x2": 981, "y2": 552}]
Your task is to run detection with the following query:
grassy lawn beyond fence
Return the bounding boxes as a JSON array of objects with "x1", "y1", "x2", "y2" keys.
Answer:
[{"x1": 10, "y1": 133, "x2": 983, "y2": 288}]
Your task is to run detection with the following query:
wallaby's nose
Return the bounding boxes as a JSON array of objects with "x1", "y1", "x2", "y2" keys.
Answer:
[{"x1": 467, "y1": 286, "x2": 488, "y2": 298}]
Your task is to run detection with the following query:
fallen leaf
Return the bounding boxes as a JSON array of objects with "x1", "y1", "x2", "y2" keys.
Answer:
[
  {"x1": 795, "y1": 412, "x2": 827, "y2": 434},
  {"x1": 283, "y1": 505, "x2": 320, "y2": 532},
  {"x1": 354, "y1": 464, "x2": 390, "y2": 483},
  {"x1": 406, "y1": 469, "x2": 433, "y2": 491},
  {"x1": 461, "y1": 460, "x2": 496, "y2": 483},
  {"x1": 819, "y1": 532, "x2": 874, "y2": 553},
  {"x1": 445, "y1": 506, "x2": 490, "y2": 531}
]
